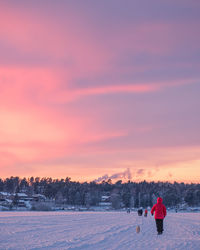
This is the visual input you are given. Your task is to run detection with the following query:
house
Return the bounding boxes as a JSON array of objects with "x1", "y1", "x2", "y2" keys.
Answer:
[
  {"x1": 15, "y1": 193, "x2": 33, "y2": 201},
  {"x1": 16, "y1": 193, "x2": 28, "y2": 199},
  {"x1": 0, "y1": 192, "x2": 12, "y2": 208},
  {"x1": 0, "y1": 192, "x2": 12, "y2": 199},
  {"x1": 101, "y1": 195, "x2": 111, "y2": 202},
  {"x1": 17, "y1": 200, "x2": 27, "y2": 207},
  {"x1": 99, "y1": 195, "x2": 112, "y2": 207},
  {"x1": 32, "y1": 194, "x2": 46, "y2": 202},
  {"x1": 0, "y1": 198, "x2": 12, "y2": 207}
]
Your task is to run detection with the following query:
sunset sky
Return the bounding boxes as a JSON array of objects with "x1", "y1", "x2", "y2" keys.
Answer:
[{"x1": 0, "y1": 0, "x2": 200, "y2": 183}]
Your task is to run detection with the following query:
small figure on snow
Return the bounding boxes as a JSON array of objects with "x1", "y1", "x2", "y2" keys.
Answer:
[
  {"x1": 137, "y1": 207, "x2": 143, "y2": 216},
  {"x1": 127, "y1": 208, "x2": 131, "y2": 213},
  {"x1": 151, "y1": 197, "x2": 167, "y2": 235},
  {"x1": 136, "y1": 208, "x2": 143, "y2": 233},
  {"x1": 144, "y1": 208, "x2": 148, "y2": 217}
]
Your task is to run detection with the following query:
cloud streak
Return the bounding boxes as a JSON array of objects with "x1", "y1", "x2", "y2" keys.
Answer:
[{"x1": 54, "y1": 78, "x2": 199, "y2": 103}]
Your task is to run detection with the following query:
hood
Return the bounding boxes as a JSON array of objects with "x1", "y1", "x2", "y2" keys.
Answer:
[{"x1": 157, "y1": 197, "x2": 163, "y2": 204}]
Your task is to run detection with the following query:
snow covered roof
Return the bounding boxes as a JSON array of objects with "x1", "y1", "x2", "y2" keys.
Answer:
[
  {"x1": 32, "y1": 194, "x2": 46, "y2": 198},
  {"x1": 0, "y1": 192, "x2": 11, "y2": 196},
  {"x1": 101, "y1": 195, "x2": 110, "y2": 199},
  {"x1": 16, "y1": 193, "x2": 28, "y2": 197},
  {"x1": 5, "y1": 199, "x2": 12, "y2": 203}
]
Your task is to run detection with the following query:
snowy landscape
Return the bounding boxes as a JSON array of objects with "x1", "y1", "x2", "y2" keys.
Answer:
[
  {"x1": 0, "y1": 211, "x2": 200, "y2": 250},
  {"x1": 1, "y1": 1, "x2": 200, "y2": 250}
]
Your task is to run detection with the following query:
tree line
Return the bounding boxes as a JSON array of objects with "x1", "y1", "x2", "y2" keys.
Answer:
[{"x1": 0, "y1": 177, "x2": 200, "y2": 208}]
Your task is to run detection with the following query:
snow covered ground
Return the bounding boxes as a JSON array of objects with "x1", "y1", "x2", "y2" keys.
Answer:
[{"x1": 0, "y1": 211, "x2": 199, "y2": 250}]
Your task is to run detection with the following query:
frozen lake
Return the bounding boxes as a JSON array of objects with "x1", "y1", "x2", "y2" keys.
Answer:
[{"x1": 0, "y1": 211, "x2": 200, "y2": 250}]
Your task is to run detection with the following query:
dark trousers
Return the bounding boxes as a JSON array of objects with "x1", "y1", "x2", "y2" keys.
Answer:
[{"x1": 155, "y1": 219, "x2": 163, "y2": 233}]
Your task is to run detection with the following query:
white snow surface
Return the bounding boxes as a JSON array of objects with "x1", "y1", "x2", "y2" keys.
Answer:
[{"x1": 0, "y1": 211, "x2": 199, "y2": 250}]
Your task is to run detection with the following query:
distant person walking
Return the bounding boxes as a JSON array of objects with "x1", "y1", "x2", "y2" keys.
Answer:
[
  {"x1": 151, "y1": 197, "x2": 167, "y2": 235},
  {"x1": 136, "y1": 208, "x2": 143, "y2": 233},
  {"x1": 144, "y1": 208, "x2": 148, "y2": 217},
  {"x1": 137, "y1": 208, "x2": 143, "y2": 216}
]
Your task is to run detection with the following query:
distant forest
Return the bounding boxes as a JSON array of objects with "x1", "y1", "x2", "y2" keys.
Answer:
[{"x1": 1, "y1": 177, "x2": 200, "y2": 208}]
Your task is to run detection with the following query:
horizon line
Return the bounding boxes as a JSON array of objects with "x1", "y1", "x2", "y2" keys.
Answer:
[{"x1": 1, "y1": 176, "x2": 199, "y2": 185}]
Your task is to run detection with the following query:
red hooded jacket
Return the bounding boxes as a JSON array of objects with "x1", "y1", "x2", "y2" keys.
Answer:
[{"x1": 151, "y1": 197, "x2": 167, "y2": 219}]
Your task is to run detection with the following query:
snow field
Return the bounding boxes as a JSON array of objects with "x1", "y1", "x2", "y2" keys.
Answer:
[{"x1": 0, "y1": 211, "x2": 200, "y2": 250}]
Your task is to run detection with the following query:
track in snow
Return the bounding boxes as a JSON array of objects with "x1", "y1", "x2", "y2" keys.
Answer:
[{"x1": 0, "y1": 211, "x2": 200, "y2": 250}]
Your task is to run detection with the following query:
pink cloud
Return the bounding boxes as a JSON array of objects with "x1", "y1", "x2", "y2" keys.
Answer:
[
  {"x1": 102, "y1": 20, "x2": 200, "y2": 57},
  {"x1": 0, "y1": 2, "x2": 199, "y2": 182},
  {"x1": 2, "y1": 3, "x2": 199, "y2": 79},
  {"x1": 0, "y1": 5, "x2": 111, "y2": 77},
  {"x1": 0, "y1": 66, "x2": 129, "y2": 170},
  {"x1": 54, "y1": 83, "x2": 158, "y2": 103},
  {"x1": 54, "y1": 78, "x2": 199, "y2": 103},
  {"x1": 0, "y1": 64, "x2": 198, "y2": 174}
]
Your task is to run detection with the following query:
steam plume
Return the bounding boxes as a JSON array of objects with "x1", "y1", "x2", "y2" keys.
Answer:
[{"x1": 94, "y1": 168, "x2": 132, "y2": 183}]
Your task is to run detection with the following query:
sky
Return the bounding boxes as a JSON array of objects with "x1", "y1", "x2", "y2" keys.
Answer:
[{"x1": 0, "y1": 0, "x2": 200, "y2": 183}]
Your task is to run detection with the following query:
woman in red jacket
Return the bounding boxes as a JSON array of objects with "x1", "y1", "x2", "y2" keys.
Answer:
[{"x1": 151, "y1": 197, "x2": 167, "y2": 235}]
